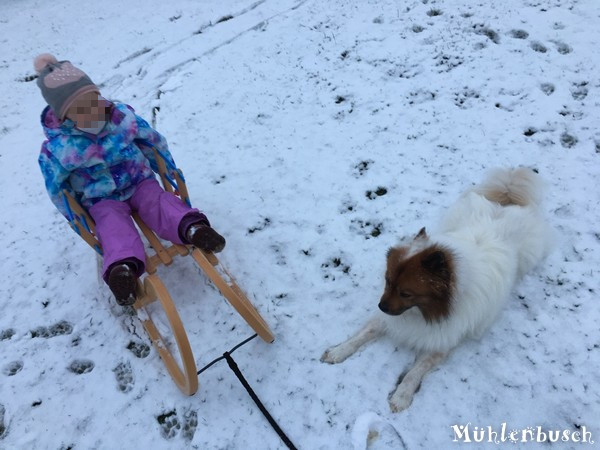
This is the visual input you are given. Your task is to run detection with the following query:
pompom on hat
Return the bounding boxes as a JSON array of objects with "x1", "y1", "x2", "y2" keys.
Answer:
[{"x1": 34, "y1": 53, "x2": 100, "y2": 120}]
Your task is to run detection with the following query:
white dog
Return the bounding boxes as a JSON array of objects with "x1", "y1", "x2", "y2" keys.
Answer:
[{"x1": 321, "y1": 167, "x2": 554, "y2": 412}]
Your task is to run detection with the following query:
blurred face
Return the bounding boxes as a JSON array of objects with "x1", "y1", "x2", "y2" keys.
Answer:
[{"x1": 65, "y1": 91, "x2": 108, "y2": 129}]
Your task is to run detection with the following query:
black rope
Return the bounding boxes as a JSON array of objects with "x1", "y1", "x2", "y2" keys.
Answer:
[
  {"x1": 196, "y1": 335, "x2": 298, "y2": 450},
  {"x1": 224, "y1": 352, "x2": 298, "y2": 450},
  {"x1": 197, "y1": 334, "x2": 258, "y2": 375}
]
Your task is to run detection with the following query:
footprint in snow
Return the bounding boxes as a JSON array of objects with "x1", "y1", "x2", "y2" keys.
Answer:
[
  {"x1": 322, "y1": 256, "x2": 352, "y2": 281},
  {"x1": 353, "y1": 159, "x2": 374, "y2": 178},
  {"x1": 181, "y1": 409, "x2": 198, "y2": 442},
  {"x1": 540, "y1": 83, "x2": 555, "y2": 95},
  {"x1": 570, "y1": 82, "x2": 588, "y2": 100},
  {"x1": 3, "y1": 361, "x2": 23, "y2": 376},
  {"x1": 453, "y1": 88, "x2": 480, "y2": 109},
  {"x1": 68, "y1": 359, "x2": 94, "y2": 375},
  {"x1": 530, "y1": 41, "x2": 548, "y2": 53},
  {"x1": 0, "y1": 329, "x2": 15, "y2": 341},
  {"x1": 560, "y1": 132, "x2": 578, "y2": 148},
  {"x1": 31, "y1": 320, "x2": 73, "y2": 338},
  {"x1": 434, "y1": 53, "x2": 464, "y2": 73},
  {"x1": 350, "y1": 218, "x2": 384, "y2": 239},
  {"x1": 509, "y1": 29, "x2": 529, "y2": 39},
  {"x1": 554, "y1": 205, "x2": 573, "y2": 218},
  {"x1": 157, "y1": 410, "x2": 181, "y2": 440},
  {"x1": 473, "y1": 25, "x2": 500, "y2": 44},
  {"x1": 340, "y1": 196, "x2": 357, "y2": 214},
  {"x1": 407, "y1": 89, "x2": 436, "y2": 105},
  {"x1": 127, "y1": 341, "x2": 151, "y2": 358},
  {"x1": 552, "y1": 41, "x2": 572, "y2": 54},
  {"x1": 113, "y1": 361, "x2": 134, "y2": 393},
  {"x1": 366, "y1": 187, "x2": 388, "y2": 200}
]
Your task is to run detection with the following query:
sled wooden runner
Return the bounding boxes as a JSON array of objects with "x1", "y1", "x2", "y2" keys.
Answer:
[{"x1": 61, "y1": 148, "x2": 274, "y2": 396}]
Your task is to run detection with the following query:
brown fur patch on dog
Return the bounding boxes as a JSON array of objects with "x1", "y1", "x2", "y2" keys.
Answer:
[
  {"x1": 475, "y1": 167, "x2": 541, "y2": 207},
  {"x1": 380, "y1": 245, "x2": 455, "y2": 322},
  {"x1": 478, "y1": 189, "x2": 526, "y2": 207}
]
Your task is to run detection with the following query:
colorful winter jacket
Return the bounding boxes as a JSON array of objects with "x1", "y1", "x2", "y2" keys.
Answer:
[{"x1": 38, "y1": 101, "x2": 178, "y2": 217}]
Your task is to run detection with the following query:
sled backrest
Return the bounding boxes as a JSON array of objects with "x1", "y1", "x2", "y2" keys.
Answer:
[
  {"x1": 152, "y1": 147, "x2": 191, "y2": 208},
  {"x1": 63, "y1": 147, "x2": 192, "y2": 273}
]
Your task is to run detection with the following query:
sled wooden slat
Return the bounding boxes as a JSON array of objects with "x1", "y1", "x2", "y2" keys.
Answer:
[
  {"x1": 63, "y1": 191, "x2": 100, "y2": 252},
  {"x1": 220, "y1": 264, "x2": 272, "y2": 335},
  {"x1": 63, "y1": 192, "x2": 97, "y2": 235},
  {"x1": 152, "y1": 148, "x2": 190, "y2": 207},
  {"x1": 191, "y1": 249, "x2": 274, "y2": 343},
  {"x1": 135, "y1": 274, "x2": 198, "y2": 396},
  {"x1": 175, "y1": 244, "x2": 189, "y2": 257},
  {"x1": 145, "y1": 244, "x2": 189, "y2": 275},
  {"x1": 174, "y1": 170, "x2": 190, "y2": 206},
  {"x1": 133, "y1": 212, "x2": 173, "y2": 267},
  {"x1": 205, "y1": 252, "x2": 219, "y2": 266},
  {"x1": 155, "y1": 152, "x2": 174, "y2": 195},
  {"x1": 71, "y1": 222, "x2": 98, "y2": 252}
]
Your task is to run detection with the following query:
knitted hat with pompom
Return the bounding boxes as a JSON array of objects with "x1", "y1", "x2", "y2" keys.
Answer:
[{"x1": 34, "y1": 53, "x2": 99, "y2": 120}]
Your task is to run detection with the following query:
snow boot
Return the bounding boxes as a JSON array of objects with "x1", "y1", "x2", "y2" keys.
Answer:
[
  {"x1": 107, "y1": 263, "x2": 138, "y2": 306},
  {"x1": 186, "y1": 223, "x2": 226, "y2": 253}
]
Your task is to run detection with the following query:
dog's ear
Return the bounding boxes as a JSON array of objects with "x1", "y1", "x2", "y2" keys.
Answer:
[
  {"x1": 415, "y1": 227, "x2": 427, "y2": 240},
  {"x1": 421, "y1": 250, "x2": 448, "y2": 276}
]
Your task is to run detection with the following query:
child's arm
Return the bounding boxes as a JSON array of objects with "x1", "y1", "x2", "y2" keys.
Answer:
[
  {"x1": 132, "y1": 112, "x2": 179, "y2": 179},
  {"x1": 38, "y1": 144, "x2": 74, "y2": 218}
]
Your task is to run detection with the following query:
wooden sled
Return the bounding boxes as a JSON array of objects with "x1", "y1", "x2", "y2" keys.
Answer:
[{"x1": 62, "y1": 148, "x2": 274, "y2": 395}]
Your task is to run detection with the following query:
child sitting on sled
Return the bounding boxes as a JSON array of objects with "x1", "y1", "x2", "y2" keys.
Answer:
[{"x1": 34, "y1": 54, "x2": 225, "y2": 306}]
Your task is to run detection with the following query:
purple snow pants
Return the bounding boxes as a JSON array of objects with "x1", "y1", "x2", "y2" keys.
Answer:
[{"x1": 89, "y1": 178, "x2": 207, "y2": 282}]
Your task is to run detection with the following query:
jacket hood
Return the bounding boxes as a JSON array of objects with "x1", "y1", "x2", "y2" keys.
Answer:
[{"x1": 40, "y1": 101, "x2": 120, "y2": 140}]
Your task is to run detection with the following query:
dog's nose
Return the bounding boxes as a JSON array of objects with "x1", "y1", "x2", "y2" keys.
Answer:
[{"x1": 378, "y1": 302, "x2": 389, "y2": 313}]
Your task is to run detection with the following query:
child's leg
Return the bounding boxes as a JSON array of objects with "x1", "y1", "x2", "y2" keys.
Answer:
[
  {"x1": 129, "y1": 178, "x2": 207, "y2": 244},
  {"x1": 88, "y1": 199, "x2": 146, "y2": 280}
]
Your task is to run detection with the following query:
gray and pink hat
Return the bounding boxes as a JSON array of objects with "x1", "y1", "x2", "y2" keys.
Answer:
[{"x1": 34, "y1": 53, "x2": 99, "y2": 120}]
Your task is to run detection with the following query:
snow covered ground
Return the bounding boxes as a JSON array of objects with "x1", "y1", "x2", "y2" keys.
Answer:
[{"x1": 1, "y1": 0, "x2": 599, "y2": 448}]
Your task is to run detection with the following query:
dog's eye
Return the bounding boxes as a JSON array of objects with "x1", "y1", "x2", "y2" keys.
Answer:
[{"x1": 399, "y1": 291, "x2": 412, "y2": 298}]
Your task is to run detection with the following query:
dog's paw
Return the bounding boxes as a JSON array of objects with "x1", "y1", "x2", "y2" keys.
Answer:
[
  {"x1": 389, "y1": 390, "x2": 413, "y2": 413},
  {"x1": 320, "y1": 346, "x2": 348, "y2": 364}
]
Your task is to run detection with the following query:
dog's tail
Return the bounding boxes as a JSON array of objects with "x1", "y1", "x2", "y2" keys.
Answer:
[{"x1": 475, "y1": 167, "x2": 544, "y2": 207}]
